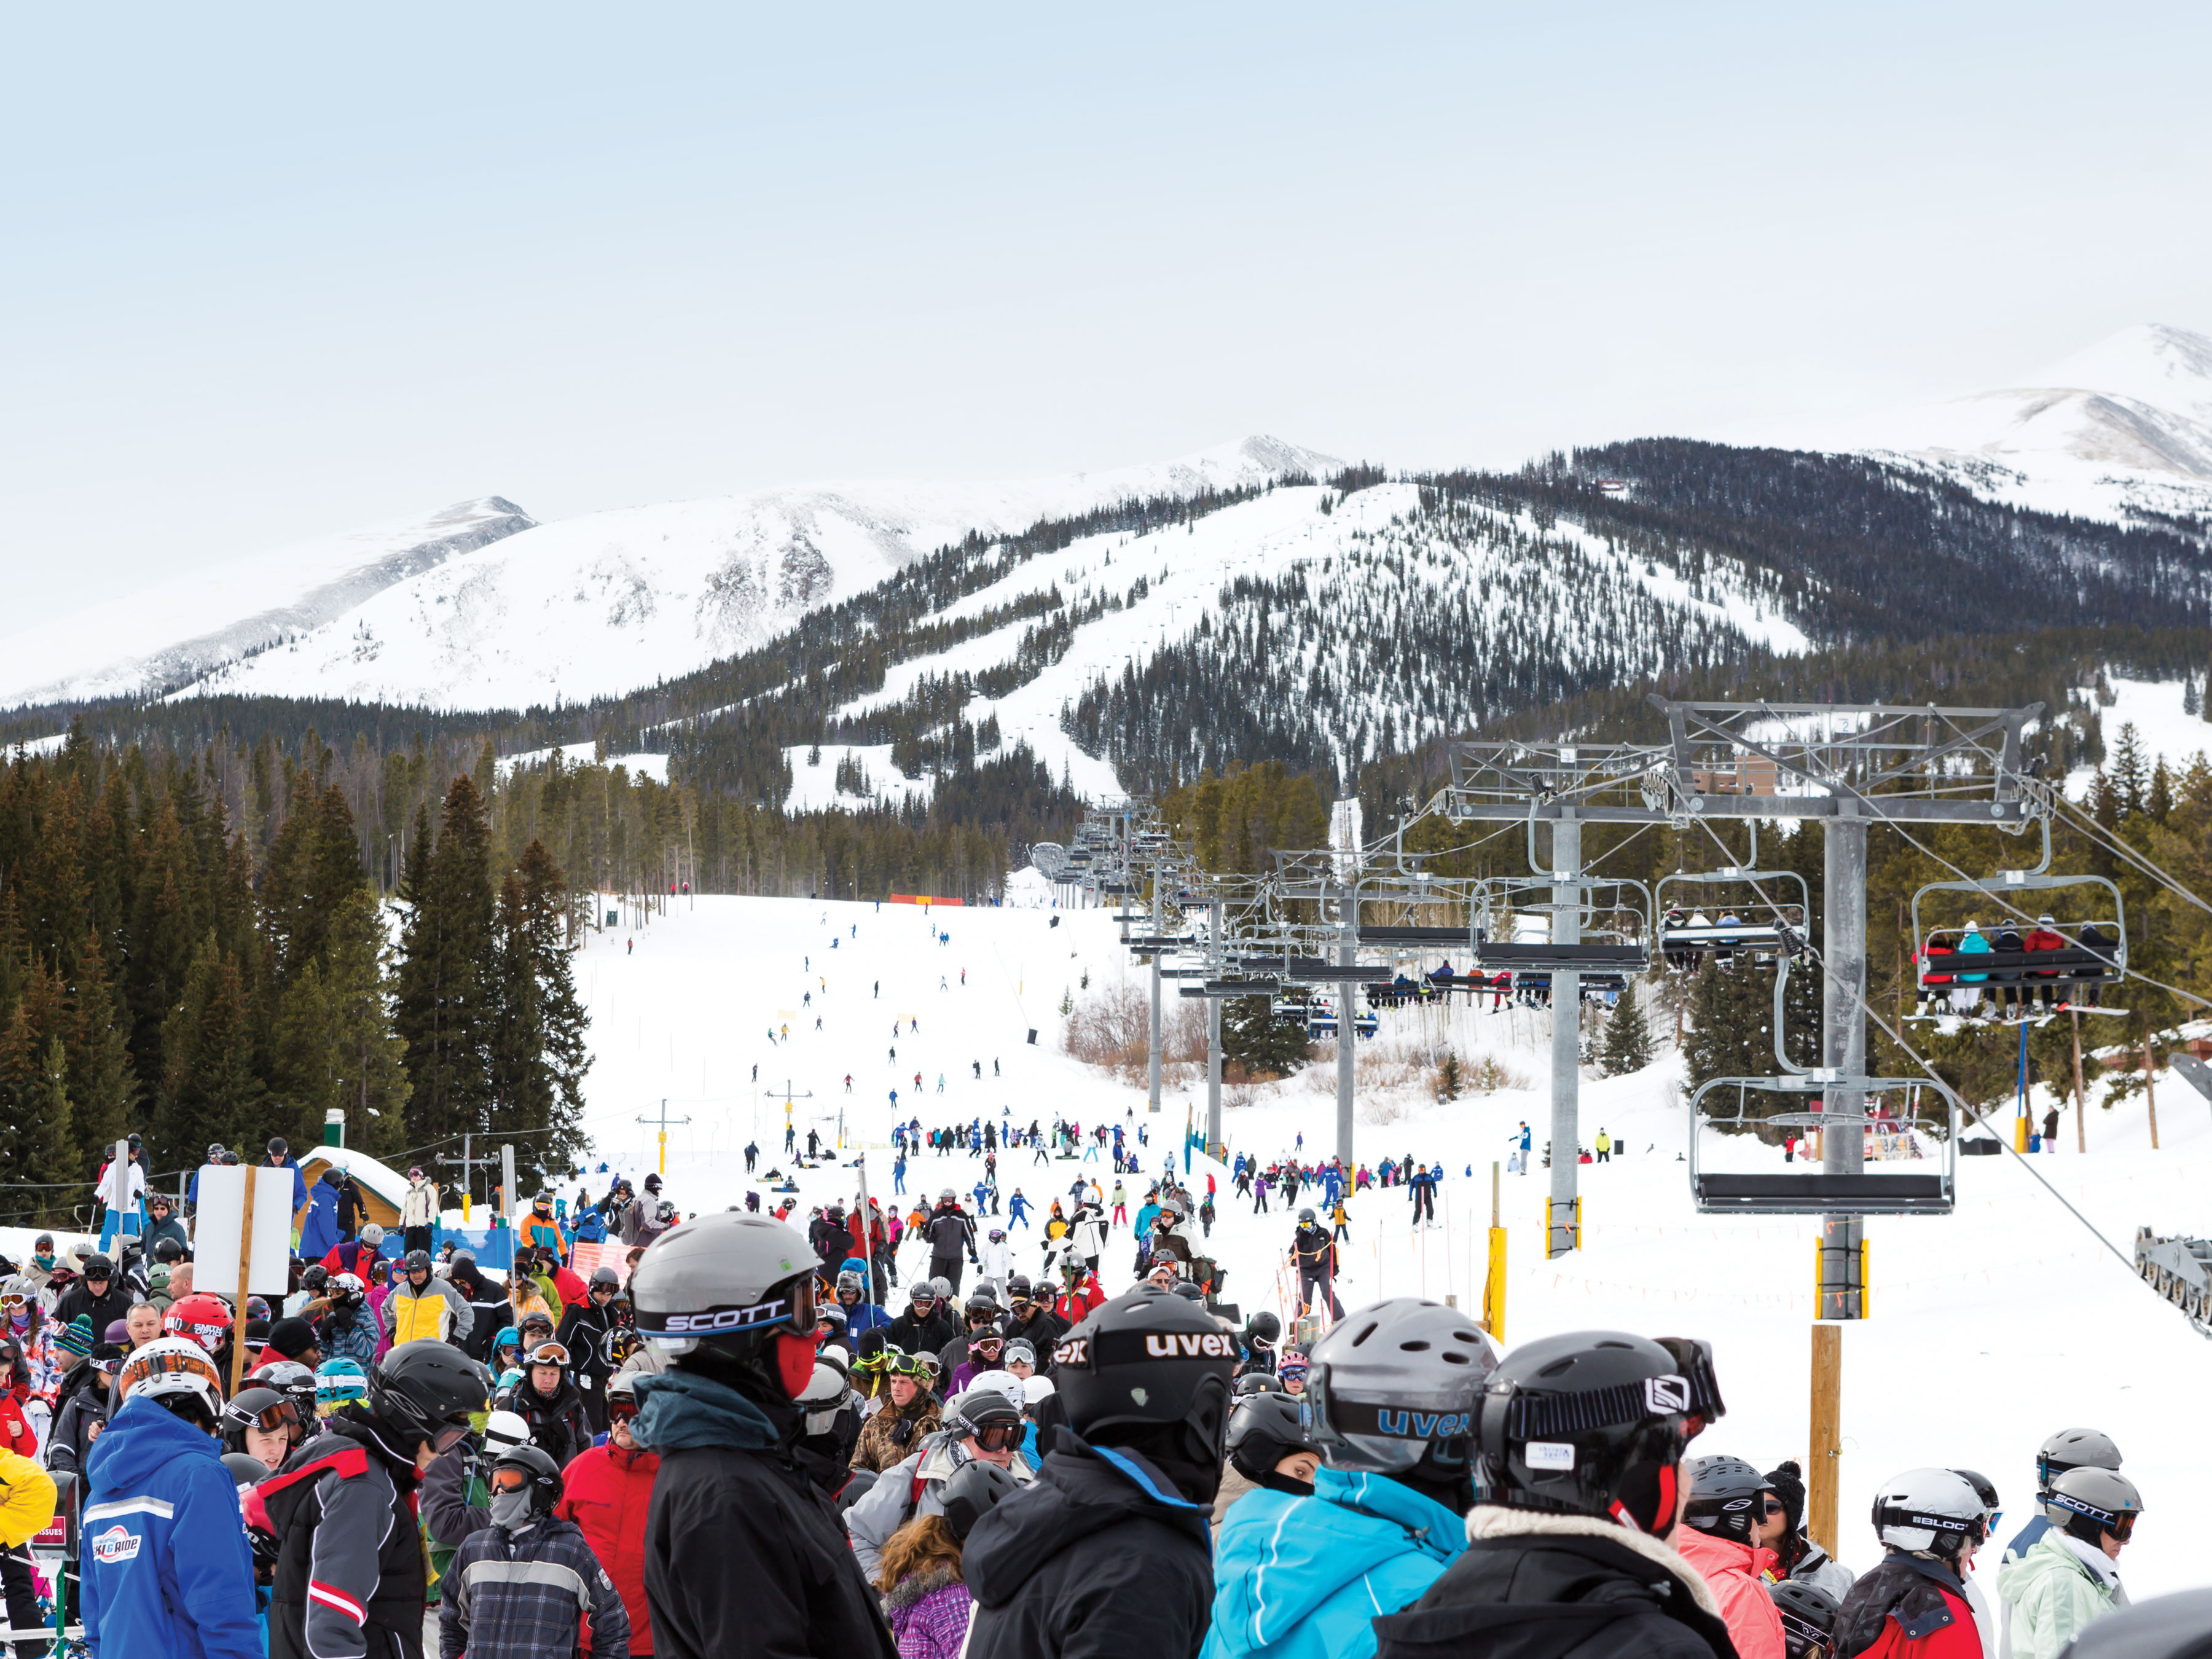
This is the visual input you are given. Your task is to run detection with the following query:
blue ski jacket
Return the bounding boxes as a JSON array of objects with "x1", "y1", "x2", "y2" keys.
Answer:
[
  {"x1": 80, "y1": 1393, "x2": 264, "y2": 1659},
  {"x1": 1204, "y1": 1466, "x2": 1467, "y2": 1659}
]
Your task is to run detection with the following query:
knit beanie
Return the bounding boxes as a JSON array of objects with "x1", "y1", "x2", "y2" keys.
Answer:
[
  {"x1": 1765, "y1": 1459, "x2": 1808, "y2": 1534},
  {"x1": 57, "y1": 1315, "x2": 95, "y2": 1358}
]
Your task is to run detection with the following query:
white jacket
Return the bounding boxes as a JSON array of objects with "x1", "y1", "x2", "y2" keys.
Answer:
[{"x1": 400, "y1": 1177, "x2": 438, "y2": 1228}]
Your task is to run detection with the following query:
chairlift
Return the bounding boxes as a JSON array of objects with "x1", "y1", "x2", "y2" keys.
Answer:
[
  {"x1": 1471, "y1": 873, "x2": 1653, "y2": 978},
  {"x1": 1910, "y1": 819, "x2": 2125, "y2": 1022},
  {"x1": 1688, "y1": 1076, "x2": 1959, "y2": 1215},
  {"x1": 1655, "y1": 825, "x2": 1810, "y2": 970},
  {"x1": 1686, "y1": 948, "x2": 1961, "y2": 1214}
]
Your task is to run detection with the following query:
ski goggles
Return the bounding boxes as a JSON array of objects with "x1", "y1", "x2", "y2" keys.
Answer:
[
  {"x1": 607, "y1": 1398, "x2": 639, "y2": 1427},
  {"x1": 886, "y1": 1351, "x2": 930, "y2": 1378},
  {"x1": 488, "y1": 1465, "x2": 540, "y2": 1494},
  {"x1": 226, "y1": 1397, "x2": 302, "y2": 1435},
  {"x1": 0, "y1": 1294, "x2": 26, "y2": 1309},
  {"x1": 968, "y1": 1422, "x2": 1022, "y2": 1453},
  {"x1": 524, "y1": 1343, "x2": 571, "y2": 1367}
]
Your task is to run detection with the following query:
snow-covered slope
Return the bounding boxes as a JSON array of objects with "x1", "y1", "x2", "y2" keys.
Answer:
[
  {"x1": 0, "y1": 498, "x2": 535, "y2": 708},
  {"x1": 570, "y1": 893, "x2": 2212, "y2": 1599},
  {"x1": 1767, "y1": 324, "x2": 2212, "y2": 524},
  {"x1": 155, "y1": 437, "x2": 1339, "y2": 713},
  {"x1": 779, "y1": 480, "x2": 1810, "y2": 801}
]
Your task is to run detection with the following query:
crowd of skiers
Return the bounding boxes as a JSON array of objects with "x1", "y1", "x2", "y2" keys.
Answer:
[{"x1": 12, "y1": 1132, "x2": 2180, "y2": 1659}]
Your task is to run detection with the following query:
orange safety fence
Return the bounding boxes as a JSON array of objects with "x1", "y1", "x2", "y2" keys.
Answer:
[{"x1": 888, "y1": 894, "x2": 965, "y2": 907}]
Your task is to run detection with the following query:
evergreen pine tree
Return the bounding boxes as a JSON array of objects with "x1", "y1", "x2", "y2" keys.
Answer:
[
  {"x1": 1599, "y1": 987, "x2": 1654, "y2": 1076},
  {"x1": 0, "y1": 968, "x2": 79, "y2": 1218},
  {"x1": 490, "y1": 841, "x2": 592, "y2": 1177},
  {"x1": 1222, "y1": 994, "x2": 1310, "y2": 1078},
  {"x1": 152, "y1": 939, "x2": 264, "y2": 1171},
  {"x1": 66, "y1": 931, "x2": 133, "y2": 1161},
  {"x1": 395, "y1": 782, "x2": 495, "y2": 1150}
]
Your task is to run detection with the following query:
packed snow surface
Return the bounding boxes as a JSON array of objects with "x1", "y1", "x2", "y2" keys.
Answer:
[{"x1": 568, "y1": 892, "x2": 2212, "y2": 1599}]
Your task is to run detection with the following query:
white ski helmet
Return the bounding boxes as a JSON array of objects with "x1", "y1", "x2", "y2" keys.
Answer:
[
  {"x1": 116, "y1": 1336, "x2": 225, "y2": 1421},
  {"x1": 1871, "y1": 1467, "x2": 1986, "y2": 1558}
]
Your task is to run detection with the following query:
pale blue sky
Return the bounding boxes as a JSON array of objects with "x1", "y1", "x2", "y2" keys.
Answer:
[{"x1": 5, "y1": 4, "x2": 2208, "y2": 616}]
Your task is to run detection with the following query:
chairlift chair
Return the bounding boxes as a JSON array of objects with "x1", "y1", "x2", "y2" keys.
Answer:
[
  {"x1": 1688, "y1": 1075, "x2": 1959, "y2": 1215},
  {"x1": 1656, "y1": 828, "x2": 1811, "y2": 971},
  {"x1": 1909, "y1": 819, "x2": 2125, "y2": 1021},
  {"x1": 1470, "y1": 872, "x2": 1654, "y2": 978}
]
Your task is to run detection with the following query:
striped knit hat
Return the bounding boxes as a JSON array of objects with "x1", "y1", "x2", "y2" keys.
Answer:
[{"x1": 57, "y1": 1314, "x2": 95, "y2": 1358}]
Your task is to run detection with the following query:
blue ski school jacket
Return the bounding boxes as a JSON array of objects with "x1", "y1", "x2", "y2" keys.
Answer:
[
  {"x1": 1204, "y1": 1466, "x2": 1468, "y2": 1659},
  {"x1": 80, "y1": 1393, "x2": 264, "y2": 1659}
]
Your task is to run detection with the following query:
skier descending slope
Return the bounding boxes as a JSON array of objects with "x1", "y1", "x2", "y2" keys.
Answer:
[
  {"x1": 1204, "y1": 1298, "x2": 1500, "y2": 1659},
  {"x1": 1373, "y1": 1331, "x2": 1736, "y2": 1658},
  {"x1": 962, "y1": 1285, "x2": 1236, "y2": 1659}
]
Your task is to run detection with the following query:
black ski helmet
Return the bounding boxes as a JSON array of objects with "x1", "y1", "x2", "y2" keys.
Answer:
[
  {"x1": 629, "y1": 1211, "x2": 823, "y2": 1401},
  {"x1": 1477, "y1": 1330, "x2": 1725, "y2": 1538},
  {"x1": 1226, "y1": 1391, "x2": 1317, "y2": 1491},
  {"x1": 490, "y1": 1442, "x2": 564, "y2": 1516},
  {"x1": 1051, "y1": 1285, "x2": 1236, "y2": 1452},
  {"x1": 1245, "y1": 1311, "x2": 1282, "y2": 1347},
  {"x1": 1306, "y1": 1298, "x2": 1499, "y2": 1484},
  {"x1": 939, "y1": 1456, "x2": 1019, "y2": 1541},
  {"x1": 1769, "y1": 1578, "x2": 1838, "y2": 1659},
  {"x1": 366, "y1": 1339, "x2": 490, "y2": 1456},
  {"x1": 221, "y1": 1451, "x2": 271, "y2": 1488},
  {"x1": 1681, "y1": 1454, "x2": 1776, "y2": 1543},
  {"x1": 1234, "y1": 1371, "x2": 1287, "y2": 1399}
]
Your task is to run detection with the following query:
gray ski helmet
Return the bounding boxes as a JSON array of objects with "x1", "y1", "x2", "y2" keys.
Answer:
[
  {"x1": 1769, "y1": 1579, "x2": 1838, "y2": 1659},
  {"x1": 1051, "y1": 1285, "x2": 1237, "y2": 1450},
  {"x1": 1681, "y1": 1454, "x2": 1776, "y2": 1543},
  {"x1": 2036, "y1": 1426, "x2": 2122, "y2": 1496},
  {"x1": 2047, "y1": 1465, "x2": 2143, "y2": 1545},
  {"x1": 629, "y1": 1211, "x2": 822, "y2": 1357},
  {"x1": 1298, "y1": 1207, "x2": 1316, "y2": 1223},
  {"x1": 930, "y1": 1276, "x2": 952, "y2": 1301},
  {"x1": 1306, "y1": 1298, "x2": 1499, "y2": 1479},
  {"x1": 795, "y1": 1351, "x2": 855, "y2": 1437},
  {"x1": 939, "y1": 1456, "x2": 1019, "y2": 1541}
]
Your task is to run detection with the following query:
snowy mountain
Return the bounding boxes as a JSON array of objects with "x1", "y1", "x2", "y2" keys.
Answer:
[
  {"x1": 1763, "y1": 323, "x2": 2212, "y2": 525},
  {"x1": 41, "y1": 437, "x2": 1337, "y2": 715},
  {"x1": 0, "y1": 498, "x2": 535, "y2": 709}
]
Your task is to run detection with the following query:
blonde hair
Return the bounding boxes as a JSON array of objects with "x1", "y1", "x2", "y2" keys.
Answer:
[{"x1": 877, "y1": 1513, "x2": 963, "y2": 1593}]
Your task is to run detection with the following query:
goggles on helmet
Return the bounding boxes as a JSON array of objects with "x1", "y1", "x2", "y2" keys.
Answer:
[{"x1": 524, "y1": 1342, "x2": 570, "y2": 1367}]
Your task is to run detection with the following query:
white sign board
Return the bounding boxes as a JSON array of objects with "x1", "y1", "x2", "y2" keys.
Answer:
[{"x1": 190, "y1": 1164, "x2": 295, "y2": 1298}]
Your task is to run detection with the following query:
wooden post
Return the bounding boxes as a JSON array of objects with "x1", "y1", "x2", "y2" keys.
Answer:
[
  {"x1": 1808, "y1": 1322, "x2": 1841, "y2": 1558},
  {"x1": 228, "y1": 1170, "x2": 258, "y2": 1397},
  {"x1": 2143, "y1": 1032, "x2": 2160, "y2": 1150},
  {"x1": 2071, "y1": 1012, "x2": 2087, "y2": 1154}
]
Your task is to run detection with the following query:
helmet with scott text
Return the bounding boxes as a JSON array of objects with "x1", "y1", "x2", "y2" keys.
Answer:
[
  {"x1": 1306, "y1": 1298, "x2": 1499, "y2": 1488},
  {"x1": 1477, "y1": 1330, "x2": 1725, "y2": 1538},
  {"x1": 628, "y1": 1210, "x2": 823, "y2": 1401},
  {"x1": 2047, "y1": 1465, "x2": 2144, "y2": 1547}
]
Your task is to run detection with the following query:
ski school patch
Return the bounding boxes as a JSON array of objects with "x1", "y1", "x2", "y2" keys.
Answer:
[{"x1": 90, "y1": 1524, "x2": 140, "y2": 1564}]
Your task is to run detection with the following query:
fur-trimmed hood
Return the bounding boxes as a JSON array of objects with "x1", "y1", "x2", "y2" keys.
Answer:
[
  {"x1": 882, "y1": 1560, "x2": 963, "y2": 1614},
  {"x1": 1462, "y1": 1506, "x2": 1724, "y2": 1618}
]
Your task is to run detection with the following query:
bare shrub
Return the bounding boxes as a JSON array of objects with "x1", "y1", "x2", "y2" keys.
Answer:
[
  {"x1": 1359, "y1": 1096, "x2": 1410, "y2": 1126},
  {"x1": 1063, "y1": 982, "x2": 1150, "y2": 1078}
]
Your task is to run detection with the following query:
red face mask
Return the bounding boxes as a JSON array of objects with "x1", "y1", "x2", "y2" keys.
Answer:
[{"x1": 773, "y1": 1332, "x2": 820, "y2": 1398}]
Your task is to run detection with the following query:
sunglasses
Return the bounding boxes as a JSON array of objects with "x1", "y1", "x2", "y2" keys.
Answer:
[
  {"x1": 1762, "y1": 1498, "x2": 1786, "y2": 1517},
  {"x1": 970, "y1": 1422, "x2": 1021, "y2": 1453}
]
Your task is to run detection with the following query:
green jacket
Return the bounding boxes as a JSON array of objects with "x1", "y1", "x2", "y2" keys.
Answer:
[{"x1": 1998, "y1": 1529, "x2": 2120, "y2": 1659}]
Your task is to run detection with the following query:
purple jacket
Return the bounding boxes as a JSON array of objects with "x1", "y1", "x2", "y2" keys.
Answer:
[{"x1": 884, "y1": 1568, "x2": 972, "y2": 1659}]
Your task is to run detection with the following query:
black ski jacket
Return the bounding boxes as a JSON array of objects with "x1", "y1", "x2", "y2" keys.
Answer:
[
  {"x1": 925, "y1": 1209, "x2": 975, "y2": 1262},
  {"x1": 498, "y1": 1376, "x2": 594, "y2": 1470},
  {"x1": 635, "y1": 1365, "x2": 893, "y2": 1659},
  {"x1": 1373, "y1": 1511, "x2": 1736, "y2": 1659},
  {"x1": 1001, "y1": 1304, "x2": 1065, "y2": 1372},
  {"x1": 963, "y1": 1429, "x2": 1215, "y2": 1659},
  {"x1": 884, "y1": 1305, "x2": 956, "y2": 1358},
  {"x1": 253, "y1": 1410, "x2": 430, "y2": 1659}
]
